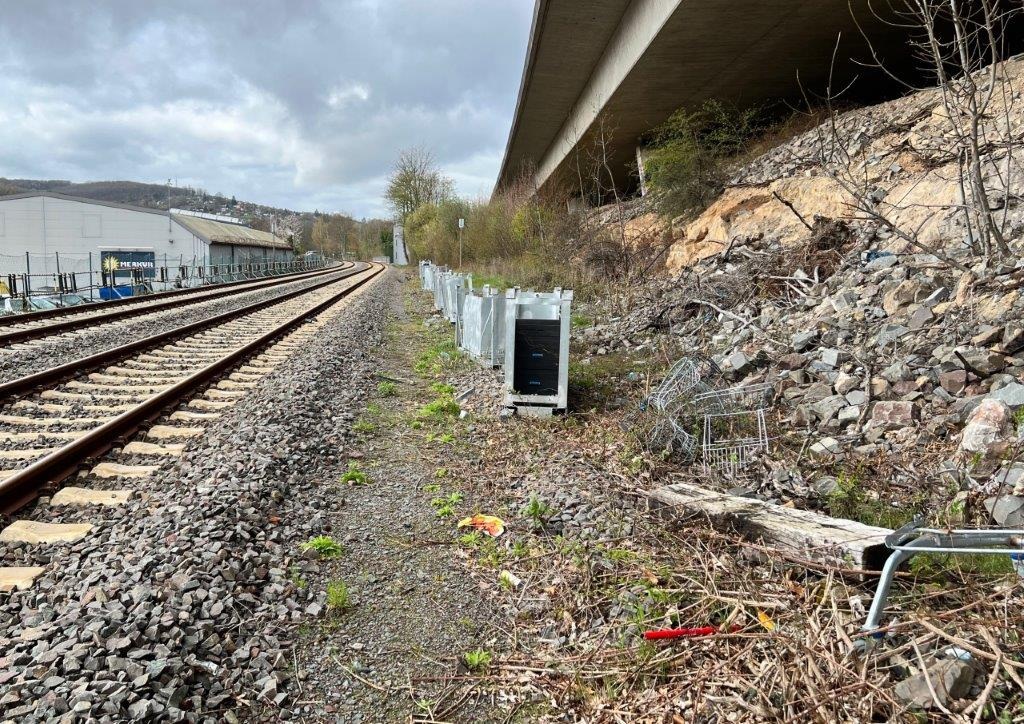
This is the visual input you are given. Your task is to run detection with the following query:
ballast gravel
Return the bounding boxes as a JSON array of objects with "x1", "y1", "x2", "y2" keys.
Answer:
[
  {"x1": 0, "y1": 269, "x2": 394, "y2": 723},
  {"x1": 0, "y1": 269, "x2": 354, "y2": 384}
]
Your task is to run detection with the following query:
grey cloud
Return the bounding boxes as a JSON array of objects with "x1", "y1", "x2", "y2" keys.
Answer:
[{"x1": 0, "y1": 0, "x2": 531, "y2": 216}]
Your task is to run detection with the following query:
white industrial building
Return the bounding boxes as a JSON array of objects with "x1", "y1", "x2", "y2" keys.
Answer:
[{"x1": 0, "y1": 192, "x2": 294, "y2": 287}]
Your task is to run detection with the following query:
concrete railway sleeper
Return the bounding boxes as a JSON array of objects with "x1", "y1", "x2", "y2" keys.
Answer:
[
  {"x1": 0, "y1": 261, "x2": 353, "y2": 346},
  {"x1": 0, "y1": 263, "x2": 368, "y2": 400},
  {"x1": 0, "y1": 262, "x2": 385, "y2": 584}
]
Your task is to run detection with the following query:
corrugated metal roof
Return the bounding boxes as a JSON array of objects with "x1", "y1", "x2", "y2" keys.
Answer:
[{"x1": 171, "y1": 214, "x2": 292, "y2": 250}]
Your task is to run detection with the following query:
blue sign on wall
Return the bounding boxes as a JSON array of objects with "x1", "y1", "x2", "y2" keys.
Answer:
[{"x1": 101, "y1": 251, "x2": 156, "y2": 281}]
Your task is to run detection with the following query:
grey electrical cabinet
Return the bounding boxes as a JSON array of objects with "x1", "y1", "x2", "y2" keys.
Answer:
[
  {"x1": 458, "y1": 285, "x2": 506, "y2": 367},
  {"x1": 503, "y1": 289, "x2": 572, "y2": 415}
]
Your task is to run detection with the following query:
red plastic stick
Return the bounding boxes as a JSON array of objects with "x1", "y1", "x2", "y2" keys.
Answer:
[{"x1": 643, "y1": 625, "x2": 739, "y2": 640}]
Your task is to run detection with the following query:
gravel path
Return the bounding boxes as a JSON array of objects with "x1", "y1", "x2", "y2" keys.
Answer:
[
  {"x1": 290, "y1": 278, "x2": 501, "y2": 722},
  {"x1": 0, "y1": 268, "x2": 355, "y2": 384},
  {"x1": 0, "y1": 269, "x2": 393, "y2": 722}
]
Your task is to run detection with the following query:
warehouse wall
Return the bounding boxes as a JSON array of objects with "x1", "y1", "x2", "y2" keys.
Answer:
[
  {"x1": 0, "y1": 195, "x2": 208, "y2": 276},
  {"x1": 209, "y1": 243, "x2": 293, "y2": 266}
]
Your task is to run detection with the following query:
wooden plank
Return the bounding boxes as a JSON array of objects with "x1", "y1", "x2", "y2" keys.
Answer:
[{"x1": 647, "y1": 481, "x2": 893, "y2": 569}]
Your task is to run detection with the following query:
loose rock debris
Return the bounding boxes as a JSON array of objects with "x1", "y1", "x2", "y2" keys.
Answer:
[
  {"x1": 0, "y1": 268, "x2": 1020, "y2": 721},
  {"x1": 0, "y1": 273, "x2": 395, "y2": 722}
]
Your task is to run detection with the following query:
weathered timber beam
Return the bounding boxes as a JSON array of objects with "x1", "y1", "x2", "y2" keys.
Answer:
[{"x1": 647, "y1": 481, "x2": 893, "y2": 570}]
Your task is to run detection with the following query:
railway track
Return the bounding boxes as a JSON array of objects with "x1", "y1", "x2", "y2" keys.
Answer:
[
  {"x1": 0, "y1": 262, "x2": 385, "y2": 590},
  {"x1": 0, "y1": 261, "x2": 353, "y2": 346}
]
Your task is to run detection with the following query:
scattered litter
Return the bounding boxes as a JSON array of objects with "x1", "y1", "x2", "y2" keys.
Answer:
[
  {"x1": 857, "y1": 519, "x2": 1024, "y2": 653},
  {"x1": 457, "y1": 514, "x2": 505, "y2": 537},
  {"x1": 498, "y1": 570, "x2": 522, "y2": 589},
  {"x1": 942, "y1": 646, "x2": 973, "y2": 662},
  {"x1": 757, "y1": 610, "x2": 776, "y2": 632},
  {"x1": 627, "y1": 354, "x2": 774, "y2": 472}
]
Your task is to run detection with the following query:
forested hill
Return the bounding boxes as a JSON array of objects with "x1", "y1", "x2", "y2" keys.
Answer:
[
  {"x1": 0, "y1": 178, "x2": 296, "y2": 221},
  {"x1": 0, "y1": 178, "x2": 393, "y2": 258}
]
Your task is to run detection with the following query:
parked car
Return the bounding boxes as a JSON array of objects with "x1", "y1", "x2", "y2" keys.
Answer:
[
  {"x1": 39, "y1": 293, "x2": 92, "y2": 307},
  {"x1": 1, "y1": 296, "x2": 60, "y2": 315}
]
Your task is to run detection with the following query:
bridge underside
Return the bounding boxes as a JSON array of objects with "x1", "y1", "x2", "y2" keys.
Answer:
[{"x1": 497, "y1": 0, "x2": 917, "y2": 199}]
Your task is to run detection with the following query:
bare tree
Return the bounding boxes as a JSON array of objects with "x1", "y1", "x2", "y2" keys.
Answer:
[{"x1": 384, "y1": 148, "x2": 455, "y2": 221}]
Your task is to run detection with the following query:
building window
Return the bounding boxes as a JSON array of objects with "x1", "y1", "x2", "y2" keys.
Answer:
[{"x1": 83, "y1": 214, "x2": 102, "y2": 237}]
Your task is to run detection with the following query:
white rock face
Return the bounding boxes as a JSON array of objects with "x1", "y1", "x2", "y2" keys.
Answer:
[{"x1": 960, "y1": 398, "x2": 1012, "y2": 454}]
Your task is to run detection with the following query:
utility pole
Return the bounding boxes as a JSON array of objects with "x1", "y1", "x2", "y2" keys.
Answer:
[{"x1": 458, "y1": 217, "x2": 465, "y2": 269}]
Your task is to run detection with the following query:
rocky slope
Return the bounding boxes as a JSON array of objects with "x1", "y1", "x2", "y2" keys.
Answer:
[
  {"x1": 582, "y1": 58, "x2": 1024, "y2": 528},
  {"x1": 666, "y1": 55, "x2": 1024, "y2": 271}
]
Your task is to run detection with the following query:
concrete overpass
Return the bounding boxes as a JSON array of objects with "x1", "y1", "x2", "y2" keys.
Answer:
[{"x1": 496, "y1": 0, "x2": 911, "y2": 198}]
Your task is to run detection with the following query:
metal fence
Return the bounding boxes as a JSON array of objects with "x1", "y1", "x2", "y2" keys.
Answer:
[{"x1": 0, "y1": 251, "x2": 323, "y2": 301}]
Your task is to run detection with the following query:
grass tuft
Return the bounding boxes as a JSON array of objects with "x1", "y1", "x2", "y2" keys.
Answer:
[
  {"x1": 462, "y1": 648, "x2": 492, "y2": 672},
  {"x1": 340, "y1": 462, "x2": 370, "y2": 486},
  {"x1": 326, "y1": 580, "x2": 352, "y2": 611},
  {"x1": 301, "y1": 535, "x2": 344, "y2": 559}
]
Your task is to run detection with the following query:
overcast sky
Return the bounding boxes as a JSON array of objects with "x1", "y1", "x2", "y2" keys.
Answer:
[{"x1": 0, "y1": 1, "x2": 533, "y2": 218}]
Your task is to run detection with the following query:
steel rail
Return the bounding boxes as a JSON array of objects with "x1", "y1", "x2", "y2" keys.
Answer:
[
  {"x1": 0, "y1": 264, "x2": 368, "y2": 400},
  {"x1": 0, "y1": 261, "x2": 349, "y2": 328},
  {"x1": 0, "y1": 263, "x2": 353, "y2": 345},
  {"x1": 0, "y1": 262, "x2": 385, "y2": 513}
]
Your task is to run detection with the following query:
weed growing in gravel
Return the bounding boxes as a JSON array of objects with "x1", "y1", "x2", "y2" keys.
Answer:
[
  {"x1": 427, "y1": 432, "x2": 455, "y2": 445},
  {"x1": 521, "y1": 494, "x2": 553, "y2": 531},
  {"x1": 826, "y1": 466, "x2": 914, "y2": 529},
  {"x1": 301, "y1": 535, "x2": 344, "y2": 559},
  {"x1": 418, "y1": 397, "x2": 460, "y2": 420},
  {"x1": 353, "y1": 419, "x2": 376, "y2": 433},
  {"x1": 462, "y1": 649, "x2": 492, "y2": 672},
  {"x1": 431, "y1": 492, "x2": 462, "y2": 518},
  {"x1": 570, "y1": 312, "x2": 593, "y2": 328},
  {"x1": 414, "y1": 700, "x2": 436, "y2": 717},
  {"x1": 340, "y1": 462, "x2": 370, "y2": 486},
  {"x1": 289, "y1": 565, "x2": 308, "y2": 590},
  {"x1": 414, "y1": 340, "x2": 462, "y2": 376},
  {"x1": 430, "y1": 382, "x2": 455, "y2": 395},
  {"x1": 326, "y1": 580, "x2": 352, "y2": 612},
  {"x1": 410, "y1": 420, "x2": 423, "y2": 430},
  {"x1": 423, "y1": 483, "x2": 441, "y2": 493},
  {"x1": 377, "y1": 381, "x2": 397, "y2": 397},
  {"x1": 478, "y1": 537, "x2": 504, "y2": 567},
  {"x1": 459, "y1": 531, "x2": 482, "y2": 548},
  {"x1": 366, "y1": 403, "x2": 382, "y2": 415},
  {"x1": 434, "y1": 467, "x2": 449, "y2": 478}
]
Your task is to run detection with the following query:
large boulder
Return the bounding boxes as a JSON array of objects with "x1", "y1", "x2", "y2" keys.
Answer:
[{"x1": 960, "y1": 398, "x2": 1012, "y2": 454}]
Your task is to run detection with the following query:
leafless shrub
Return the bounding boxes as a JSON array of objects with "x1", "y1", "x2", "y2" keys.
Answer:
[{"x1": 806, "y1": 0, "x2": 1020, "y2": 270}]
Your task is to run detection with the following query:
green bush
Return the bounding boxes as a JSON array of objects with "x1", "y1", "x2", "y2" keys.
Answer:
[{"x1": 644, "y1": 99, "x2": 770, "y2": 221}]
